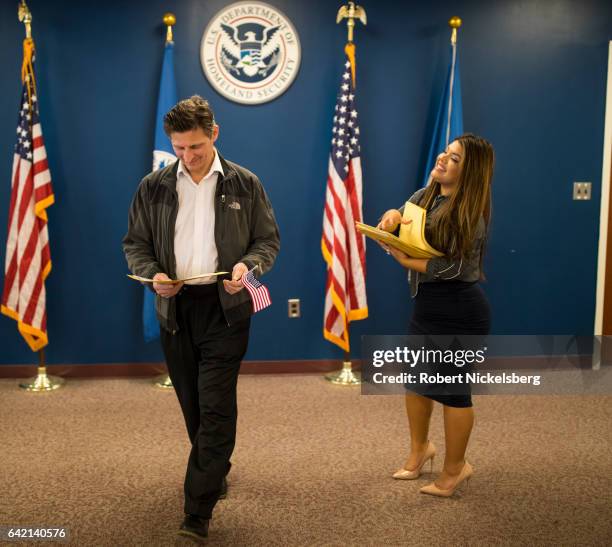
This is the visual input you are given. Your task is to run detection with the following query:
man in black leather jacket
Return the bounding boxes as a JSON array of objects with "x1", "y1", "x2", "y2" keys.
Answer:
[{"x1": 123, "y1": 95, "x2": 279, "y2": 540}]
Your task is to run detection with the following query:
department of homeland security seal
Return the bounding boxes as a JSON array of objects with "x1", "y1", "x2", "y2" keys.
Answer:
[{"x1": 200, "y1": 1, "x2": 301, "y2": 105}]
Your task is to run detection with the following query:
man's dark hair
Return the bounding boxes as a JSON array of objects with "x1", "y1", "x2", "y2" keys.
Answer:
[{"x1": 163, "y1": 95, "x2": 216, "y2": 136}]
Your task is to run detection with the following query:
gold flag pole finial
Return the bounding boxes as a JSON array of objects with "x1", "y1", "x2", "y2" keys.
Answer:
[
  {"x1": 336, "y1": 1, "x2": 367, "y2": 44},
  {"x1": 449, "y1": 16, "x2": 462, "y2": 45},
  {"x1": 18, "y1": 0, "x2": 32, "y2": 39},
  {"x1": 163, "y1": 12, "x2": 176, "y2": 44}
]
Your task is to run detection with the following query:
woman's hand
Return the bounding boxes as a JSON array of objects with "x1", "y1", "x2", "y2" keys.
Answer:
[
  {"x1": 376, "y1": 209, "x2": 402, "y2": 232},
  {"x1": 374, "y1": 210, "x2": 413, "y2": 255},
  {"x1": 386, "y1": 247, "x2": 430, "y2": 273},
  {"x1": 387, "y1": 246, "x2": 412, "y2": 268}
]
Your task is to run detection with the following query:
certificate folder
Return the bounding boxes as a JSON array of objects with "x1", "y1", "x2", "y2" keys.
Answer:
[
  {"x1": 356, "y1": 202, "x2": 443, "y2": 259},
  {"x1": 127, "y1": 272, "x2": 229, "y2": 285}
]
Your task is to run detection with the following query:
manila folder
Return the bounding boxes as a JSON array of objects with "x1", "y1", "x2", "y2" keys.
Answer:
[{"x1": 355, "y1": 202, "x2": 443, "y2": 259}]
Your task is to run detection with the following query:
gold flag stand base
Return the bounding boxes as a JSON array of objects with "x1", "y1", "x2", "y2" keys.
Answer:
[
  {"x1": 153, "y1": 374, "x2": 174, "y2": 389},
  {"x1": 325, "y1": 359, "x2": 361, "y2": 386},
  {"x1": 19, "y1": 366, "x2": 64, "y2": 392}
]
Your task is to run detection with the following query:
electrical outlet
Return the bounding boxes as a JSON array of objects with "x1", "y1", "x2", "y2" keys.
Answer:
[
  {"x1": 288, "y1": 299, "x2": 301, "y2": 318},
  {"x1": 573, "y1": 182, "x2": 592, "y2": 200}
]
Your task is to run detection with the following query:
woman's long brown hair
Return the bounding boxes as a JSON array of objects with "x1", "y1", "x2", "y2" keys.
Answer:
[{"x1": 419, "y1": 133, "x2": 494, "y2": 260}]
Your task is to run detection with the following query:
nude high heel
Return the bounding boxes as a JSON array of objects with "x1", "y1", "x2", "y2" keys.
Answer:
[
  {"x1": 419, "y1": 461, "x2": 473, "y2": 497},
  {"x1": 392, "y1": 441, "x2": 436, "y2": 480}
]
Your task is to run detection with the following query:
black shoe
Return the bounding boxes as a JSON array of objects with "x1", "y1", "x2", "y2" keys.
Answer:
[
  {"x1": 178, "y1": 514, "x2": 209, "y2": 542},
  {"x1": 219, "y1": 476, "x2": 228, "y2": 500}
]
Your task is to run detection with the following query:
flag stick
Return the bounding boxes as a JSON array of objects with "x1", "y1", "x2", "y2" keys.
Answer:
[
  {"x1": 444, "y1": 16, "x2": 462, "y2": 148},
  {"x1": 152, "y1": 12, "x2": 177, "y2": 391}
]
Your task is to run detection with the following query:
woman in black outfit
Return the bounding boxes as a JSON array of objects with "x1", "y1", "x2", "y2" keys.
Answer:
[{"x1": 377, "y1": 134, "x2": 494, "y2": 497}]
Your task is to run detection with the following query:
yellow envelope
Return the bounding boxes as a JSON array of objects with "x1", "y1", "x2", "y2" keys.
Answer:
[{"x1": 356, "y1": 202, "x2": 443, "y2": 259}]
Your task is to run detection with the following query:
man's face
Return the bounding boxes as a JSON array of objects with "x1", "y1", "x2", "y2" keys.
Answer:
[{"x1": 170, "y1": 126, "x2": 219, "y2": 178}]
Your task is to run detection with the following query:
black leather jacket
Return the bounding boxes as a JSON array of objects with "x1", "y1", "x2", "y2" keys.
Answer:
[{"x1": 122, "y1": 154, "x2": 280, "y2": 332}]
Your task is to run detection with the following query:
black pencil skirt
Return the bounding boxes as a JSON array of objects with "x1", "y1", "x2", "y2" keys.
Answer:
[{"x1": 408, "y1": 281, "x2": 491, "y2": 408}]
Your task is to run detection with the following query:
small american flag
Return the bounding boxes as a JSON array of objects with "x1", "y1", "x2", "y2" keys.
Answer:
[
  {"x1": 241, "y1": 269, "x2": 271, "y2": 313},
  {"x1": 1, "y1": 38, "x2": 54, "y2": 352}
]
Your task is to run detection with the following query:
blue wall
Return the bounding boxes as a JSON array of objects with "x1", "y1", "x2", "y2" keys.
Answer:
[{"x1": 0, "y1": 0, "x2": 610, "y2": 364}]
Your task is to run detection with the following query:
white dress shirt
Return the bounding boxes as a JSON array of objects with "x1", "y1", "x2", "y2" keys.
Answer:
[{"x1": 174, "y1": 150, "x2": 224, "y2": 285}]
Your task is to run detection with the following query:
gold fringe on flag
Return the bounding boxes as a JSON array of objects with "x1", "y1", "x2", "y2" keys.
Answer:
[{"x1": 344, "y1": 42, "x2": 356, "y2": 87}]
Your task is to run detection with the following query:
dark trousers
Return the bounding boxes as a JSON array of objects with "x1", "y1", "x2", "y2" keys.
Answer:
[{"x1": 160, "y1": 283, "x2": 250, "y2": 519}]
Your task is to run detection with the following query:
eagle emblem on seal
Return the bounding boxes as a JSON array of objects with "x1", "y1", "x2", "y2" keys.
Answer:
[{"x1": 219, "y1": 22, "x2": 282, "y2": 81}]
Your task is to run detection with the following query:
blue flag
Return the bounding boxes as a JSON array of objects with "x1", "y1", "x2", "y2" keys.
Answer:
[
  {"x1": 144, "y1": 40, "x2": 178, "y2": 342},
  {"x1": 422, "y1": 42, "x2": 463, "y2": 186}
]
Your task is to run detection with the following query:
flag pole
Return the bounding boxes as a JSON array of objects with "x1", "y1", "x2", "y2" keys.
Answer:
[
  {"x1": 445, "y1": 16, "x2": 462, "y2": 148},
  {"x1": 14, "y1": 1, "x2": 63, "y2": 392},
  {"x1": 152, "y1": 12, "x2": 176, "y2": 391},
  {"x1": 324, "y1": 2, "x2": 367, "y2": 387}
]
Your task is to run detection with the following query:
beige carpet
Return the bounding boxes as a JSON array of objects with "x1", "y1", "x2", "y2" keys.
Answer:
[{"x1": 1, "y1": 375, "x2": 611, "y2": 546}]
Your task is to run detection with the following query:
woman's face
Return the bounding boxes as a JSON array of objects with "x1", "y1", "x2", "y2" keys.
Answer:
[{"x1": 431, "y1": 140, "x2": 464, "y2": 185}]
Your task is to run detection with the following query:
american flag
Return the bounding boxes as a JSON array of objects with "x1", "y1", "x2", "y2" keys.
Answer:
[
  {"x1": 1, "y1": 38, "x2": 54, "y2": 352},
  {"x1": 321, "y1": 44, "x2": 368, "y2": 352},
  {"x1": 241, "y1": 269, "x2": 271, "y2": 313}
]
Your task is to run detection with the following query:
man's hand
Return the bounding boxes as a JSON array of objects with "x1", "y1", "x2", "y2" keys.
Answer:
[
  {"x1": 152, "y1": 273, "x2": 184, "y2": 298},
  {"x1": 223, "y1": 262, "x2": 249, "y2": 295}
]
